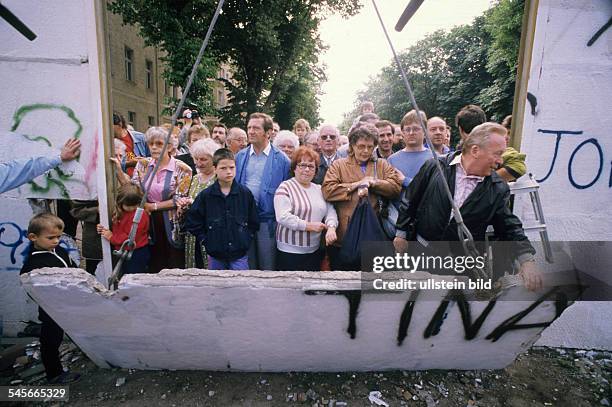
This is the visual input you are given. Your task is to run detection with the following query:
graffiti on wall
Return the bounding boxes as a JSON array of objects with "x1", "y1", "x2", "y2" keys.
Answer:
[
  {"x1": 535, "y1": 129, "x2": 610, "y2": 189},
  {"x1": 1, "y1": 103, "x2": 96, "y2": 199},
  {"x1": 587, "y1": 16, "x2": 612, "y2": 47},
  {"x1": 0, "y1": 220, "x2": 80, "y2": 272},
  {"x1": 306, "y1": 284, "x2": 581, "y2": 343}
]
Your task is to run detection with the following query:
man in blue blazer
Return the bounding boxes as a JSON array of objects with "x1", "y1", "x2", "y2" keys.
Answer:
[{"x1": 235, "y1": 112, "x2": 290, "y2": 270}]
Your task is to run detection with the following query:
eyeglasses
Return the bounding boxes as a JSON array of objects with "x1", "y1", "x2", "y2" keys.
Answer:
[
  {"x1": 403, "y1": 126, "x2": 423, "y2": 134},
  {"x1": 354, "y1": 144, "x2": 375, "y2": 151},
  {"x1": 320, "y1": 134, "x2": 337, "y2": 141},
  {"x1": 296, "y1": 163, "x2": 316, "y2": 170}
]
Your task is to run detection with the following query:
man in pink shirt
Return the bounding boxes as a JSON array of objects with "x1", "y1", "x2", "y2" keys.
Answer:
[{"x1": 393, "y1": 122, "x2": 542, "y2": 291}]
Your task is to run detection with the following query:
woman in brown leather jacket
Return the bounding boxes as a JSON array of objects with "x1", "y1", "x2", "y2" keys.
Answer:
[{"x1": 322, "y1": 124, "x2": 402, "y2": 270}]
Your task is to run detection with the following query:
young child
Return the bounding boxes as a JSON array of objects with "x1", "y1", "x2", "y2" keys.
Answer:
[
  {"x1": 292, "y1": 118, "x2": 311, "y2": 145},
  {"x1": 20, "y1": 213, "x2": 80, "y2": 384},
  {"x1": 184, "y1": 148, "x2": 259, "y2": 270},
  {"x1": 97, "y1": 184, "x2": 151, "y2": 274}
]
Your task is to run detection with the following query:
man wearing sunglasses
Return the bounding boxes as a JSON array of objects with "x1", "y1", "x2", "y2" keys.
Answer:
[{"x1": 313, "y1": 124, "x2": 340, "y2": 185}]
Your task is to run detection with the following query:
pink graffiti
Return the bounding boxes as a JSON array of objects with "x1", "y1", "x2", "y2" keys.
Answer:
[{"x1": 84, "y1": 130, "x2": 99, "y2": 186}]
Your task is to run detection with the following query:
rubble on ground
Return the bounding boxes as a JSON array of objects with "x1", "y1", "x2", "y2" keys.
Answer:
[{"x1": 1, "y1": 338, "x2": 610, "y2": 406}]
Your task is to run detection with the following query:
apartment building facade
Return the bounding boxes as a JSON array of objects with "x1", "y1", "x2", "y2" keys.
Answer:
[{"x1": 105, "y1": 2, "x2": 232, "y2": 132}]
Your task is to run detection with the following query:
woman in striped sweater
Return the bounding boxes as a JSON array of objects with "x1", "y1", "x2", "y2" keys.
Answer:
[{"x1": 274, "y1": 147, "x2": 338, "y2": 271}]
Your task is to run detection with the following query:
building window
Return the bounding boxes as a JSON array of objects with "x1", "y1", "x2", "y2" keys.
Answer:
[
  {"x1": 164, "y1": 80, "x2": 169, "y2": 96},
  {"x1": 128, "y1": 111, "x2": 136, "y2": 128},
  {"x1": 172, "y1": 86, "x2": 178, "y2": 99},
  {"x1": 148, "y1": 116, "x2": 155, "y2": 126},
  {"x1": 124, "y1": 47, "x2": 134, "y2": 81},
  {"x1": 145, "y1": 60, "x2": 153, "y2": 89},
  {"x1": 217, "y1": 89, "x2": 225, "y2": 107}
]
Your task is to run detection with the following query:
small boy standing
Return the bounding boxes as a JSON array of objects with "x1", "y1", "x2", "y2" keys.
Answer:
[
  {"x1": 185, "y1": 149, "x2": 259, "y2": 269},
  {"x1": 20, "y1": 213, "x2": 80, "y2": 384}
]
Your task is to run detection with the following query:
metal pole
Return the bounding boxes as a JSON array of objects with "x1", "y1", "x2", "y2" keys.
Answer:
[
  {"x1": 371, "y1": 0, "x2": 480, "y2": 261},
  {"x1": 108, "y1": 0, "x2": 226, "y2": 288}
]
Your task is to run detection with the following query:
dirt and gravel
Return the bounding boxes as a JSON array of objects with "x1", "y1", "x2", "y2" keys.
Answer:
[{"x1": 2, "y1": 338, "x2": 610, "y2": 407}]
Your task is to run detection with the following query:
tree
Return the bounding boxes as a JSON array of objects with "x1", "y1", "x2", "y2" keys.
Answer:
[
  {"x1": 479, "y1": 0, "x2": 525, "y2": 121},
  {"x1": 109, "y1": 0, "x2": 360, "y2": 126},
  {"x1": 346, "y1": 20, "x2": 491, "y2": 137},
  {"x1": 342, "y1": 0, "x2": 524, "y2": 135}
]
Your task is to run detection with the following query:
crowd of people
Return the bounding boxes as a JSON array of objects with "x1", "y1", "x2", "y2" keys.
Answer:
[
  {"x1": 81, "y1": 102, "x2": 531, "y2": 277},
  {"x1": 10, "y1": 101, "x2": 538, "y2": 384},
  {"x1": 8, "y1": 101, "x2": 531, "y2": 281}
]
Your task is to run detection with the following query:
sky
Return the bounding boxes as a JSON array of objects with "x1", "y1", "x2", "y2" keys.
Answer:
[{"x1": 318, "y1": 0, "x2": 492, "y2": 126}]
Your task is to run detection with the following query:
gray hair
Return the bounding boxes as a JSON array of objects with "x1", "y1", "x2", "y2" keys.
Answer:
[
  {"x1": 144, "y1": 126, "x2": 168, "y2": 144},
  {"x1": 305, "y1": 131, "x2": 319, "y2": 144},
  {"x1": 463, "y1": 122, "x2": 507, "y2": 153},
  {"x1": 190, "y1": 138, "x2": 221, "y2": 158},
  {"x1": 348, "y1": 123, "x2": 378, "y2": 146},
  {"x1": 318, "y1": 124, "x2": 339, "y2": 137},
  {"x1": 227, "y1": 127, "x2": 246, "y2": 141},
  {"x1": 273, "y1": 130, "x2": 299, "y2": 148},
  {"x1": 348, "y1": 123, "x2": 378, "y2": 157}
]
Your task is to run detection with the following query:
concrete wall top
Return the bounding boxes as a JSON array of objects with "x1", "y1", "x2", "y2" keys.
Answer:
[{"x1": 21, "y1": 269, "x2": 575, "y2": 371}]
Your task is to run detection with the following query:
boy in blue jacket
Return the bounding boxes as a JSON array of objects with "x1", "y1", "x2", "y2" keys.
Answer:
[{"x1": 185, "y1": 149, "x2": 259, "y2": 270}]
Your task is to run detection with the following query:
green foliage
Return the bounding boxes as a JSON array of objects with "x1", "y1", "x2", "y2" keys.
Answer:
[
  {"x1": 108, "y1": 0, "x2": 221, "y2": 116},
  {"x1": 480, "y1": 0, "x2": 525, "y2": 120},
  {"x1": 343, "y1": 0, "x2": 524, "y2": 134},
  {"x1": 109, "y1": 0, "x2": 360, "y2": 126}
]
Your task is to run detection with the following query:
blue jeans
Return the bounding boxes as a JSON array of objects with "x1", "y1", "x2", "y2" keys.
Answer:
[
  {"x1": 208, "y1": 254, "x2": 249, "y2": 270},
  {"x1": 247, "y1": 222, "x2": 276, "y2": 270}
]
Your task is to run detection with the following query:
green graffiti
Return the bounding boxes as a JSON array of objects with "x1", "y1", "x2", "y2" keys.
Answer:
[
  {"x1": 11, "y1": 103, "x2": 83, "y2": 148},
  {"x1": 9, "y1": 103, "x2": 84, "y2": 198},
  {"x1": 29, "y1": 170, "x2": 72, "y2": 199}
]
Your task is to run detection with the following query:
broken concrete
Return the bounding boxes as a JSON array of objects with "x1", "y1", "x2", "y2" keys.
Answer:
[{"x1": 20, "y1": 268, "x2": 577, "y2": 371}]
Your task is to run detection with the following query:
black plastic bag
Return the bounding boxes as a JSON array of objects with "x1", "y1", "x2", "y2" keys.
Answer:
[{"x1": 339, "y1": 198, "x2": 388, "y2": 266}]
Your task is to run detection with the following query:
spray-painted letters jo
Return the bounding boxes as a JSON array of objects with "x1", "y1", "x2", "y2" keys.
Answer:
[{"x1": 536, "y1": 129, "x2": 610, "y2": 189}]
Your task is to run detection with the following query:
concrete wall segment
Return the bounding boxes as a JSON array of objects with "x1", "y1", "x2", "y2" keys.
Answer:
[
  {"x1": 21, "y1": 269, "x2": 569, "y2": 371},
  {"x1": 519, "y1": 0, "x2": 612, "y2": 349}
]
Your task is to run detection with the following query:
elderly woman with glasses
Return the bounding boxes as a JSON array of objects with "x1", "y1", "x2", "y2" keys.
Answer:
[
  {"x1": 273, "y1": 130, "x2": 300, "y2": 160},
  {"x1": 322, "y1": 124, "x2": 402, "y2": 271},
  {"x1": 115, "y1": 126, "x2": 192, "y2": 273},
  {"x1": 274, "y1": 147, "x2": 338, "y2": 271}
]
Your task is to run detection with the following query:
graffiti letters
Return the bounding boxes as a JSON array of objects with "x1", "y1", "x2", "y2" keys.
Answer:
[
  {"x1": 305, "y1": 286, "x2": 578, "y2": 344},
  {"x1": 587, "y1": 16, "x2": 612, "y2": 47},
  {"x1": 537, "y1": 129, "x2": 609, "y2": 189},
  {"x1": 486, "y1": 288, "x2": 569, "y2": 342},
  {"x1": 0, "y1": 221, "x2": 28, "y2": 265},
  {"x1": 422, "y1": 290, "x2": 496, "y2": 341}
]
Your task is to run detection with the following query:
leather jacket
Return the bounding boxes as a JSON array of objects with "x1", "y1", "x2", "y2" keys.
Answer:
[{"x1": 396, "y1": 152, "x2": 535, "y2": 259}]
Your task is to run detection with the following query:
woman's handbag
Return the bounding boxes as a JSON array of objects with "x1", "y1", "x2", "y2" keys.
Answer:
[
  {"x1": 338, "y1": 197, "x2": 388, "y2": 266},
  {"x1": 371, "y1": 158, "x2": 403, "y2": 240}
]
